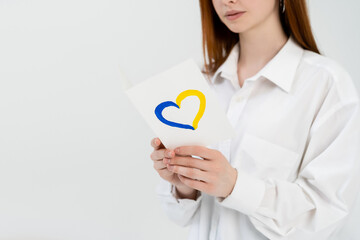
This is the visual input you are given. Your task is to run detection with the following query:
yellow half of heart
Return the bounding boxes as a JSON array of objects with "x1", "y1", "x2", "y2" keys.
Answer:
[{"x1": 175, "y1": 89, "x2": 206, "y2": 130}]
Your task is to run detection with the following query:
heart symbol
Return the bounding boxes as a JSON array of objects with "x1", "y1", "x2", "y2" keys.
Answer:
[{"x1": 154, "y1": 89, "x2": 206, "y2": 130}]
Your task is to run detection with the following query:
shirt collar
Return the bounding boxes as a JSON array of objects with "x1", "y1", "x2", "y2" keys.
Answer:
[{"x1": 210, "y1": 35, "x2": 304, "y2": 93}]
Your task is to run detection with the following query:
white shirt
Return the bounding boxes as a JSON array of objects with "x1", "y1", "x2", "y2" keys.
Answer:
[{"x1": 155, "y1": 35, "x2": 360, "y2": 240}]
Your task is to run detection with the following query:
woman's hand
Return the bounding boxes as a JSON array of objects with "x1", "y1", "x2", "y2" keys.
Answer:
[
  {"x1": 150, "y1": 137, "x2": 196, "y2": 196},
  {"x1": 164, "y1": 145, "x2": 238, "y2": 199}
]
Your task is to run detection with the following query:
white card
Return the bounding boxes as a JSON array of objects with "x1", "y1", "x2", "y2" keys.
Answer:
[{"x1": 125, "y1": 58, "x2": 234, "y2": 149}]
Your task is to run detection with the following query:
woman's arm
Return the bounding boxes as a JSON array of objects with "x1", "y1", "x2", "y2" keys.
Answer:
[
  {"x1": 216, "y1": 99, "x2": 360, "y2": 239},
  {"x1": 174, "y1": 184, "x2": 198, "y2": 200},
  {"x1": 156, "y1": 178, "x2": 203, "y2": 227}
]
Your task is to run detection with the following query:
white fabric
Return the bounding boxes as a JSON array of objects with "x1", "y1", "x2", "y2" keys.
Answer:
[{"x1": 155, "y1": 35, "x2": 360, "y2": 240}]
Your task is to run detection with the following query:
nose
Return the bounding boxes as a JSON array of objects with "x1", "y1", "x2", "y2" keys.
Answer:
[{"x1": 222, "y1": 0, "x2": 237, "y2": 6}]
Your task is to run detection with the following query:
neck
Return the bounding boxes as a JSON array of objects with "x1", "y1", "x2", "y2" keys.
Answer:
[{"x1": 237, "y1": 11, "x2": 288, "y2": 69}]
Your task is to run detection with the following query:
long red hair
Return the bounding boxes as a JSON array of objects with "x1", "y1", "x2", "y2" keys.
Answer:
[{"x1": 198, "y1": 0, "x2": 321, "y2": 76}]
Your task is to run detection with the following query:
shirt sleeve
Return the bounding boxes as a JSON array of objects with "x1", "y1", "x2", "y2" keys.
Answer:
[
  {"x1": 156, "y1": 177, "x2": 203, "y2": 227},
  {"x1": 215, "y1": 96, "x2": 360, "y2": 239}
]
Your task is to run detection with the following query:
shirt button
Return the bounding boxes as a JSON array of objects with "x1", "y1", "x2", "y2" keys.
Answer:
[{"x1": 236, "y1": 95, "x2": 243, "y2": 102}]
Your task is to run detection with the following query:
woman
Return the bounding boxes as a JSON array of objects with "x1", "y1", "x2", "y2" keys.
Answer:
[{"x1": 150, "y1": 0, "x2": 360, "y2": 239}]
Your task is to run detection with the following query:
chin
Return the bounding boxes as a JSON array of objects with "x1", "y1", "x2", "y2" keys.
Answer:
[{"x1": 227, "y1": 25, "x2": 248, "y2": 34}]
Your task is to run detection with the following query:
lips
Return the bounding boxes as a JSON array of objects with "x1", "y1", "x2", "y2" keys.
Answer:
[{"x1": 225, "y1": 10, "x2": 245, "y2": 16}]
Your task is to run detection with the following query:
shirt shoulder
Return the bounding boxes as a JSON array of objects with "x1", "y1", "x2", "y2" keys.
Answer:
[{"x1": 300, "y1": 50, "x2": 360, "y2": 104}]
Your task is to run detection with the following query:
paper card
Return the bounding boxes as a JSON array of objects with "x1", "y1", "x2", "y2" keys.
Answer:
[{"x1": 125, "y1": 58, "x2": 234, "y2": 149}]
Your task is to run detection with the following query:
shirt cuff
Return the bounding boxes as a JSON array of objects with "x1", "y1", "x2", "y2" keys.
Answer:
[
  {"x1": 156, "y1": 178, "x2": 203, "y2": 207},
  {"x1": 215, "y1": 167, "x2": 266, "y2": 215},
  {"x1": 172, "y1": 184, "x2": 202, "y2": 203}
]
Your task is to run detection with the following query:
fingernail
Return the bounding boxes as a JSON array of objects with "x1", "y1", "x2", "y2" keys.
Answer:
[
  {"x1": 166, "y1": 151, "x2": 173, "y2": 158},
  {"x1": 155, "y1": 139, "x2": 159, "y2": 145},
  {"x1": 168, "y1": 164, "x2": 173, "y2": 171}
]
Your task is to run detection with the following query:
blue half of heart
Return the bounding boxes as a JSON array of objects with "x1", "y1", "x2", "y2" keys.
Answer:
[{"x1": 154, "y1": 101, "x2": 195, "y2": 130}]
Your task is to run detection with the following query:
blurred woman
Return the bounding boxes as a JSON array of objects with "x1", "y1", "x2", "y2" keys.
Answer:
[{"x1": 151, "y1": 0, "x2": 360, "y2": 239}]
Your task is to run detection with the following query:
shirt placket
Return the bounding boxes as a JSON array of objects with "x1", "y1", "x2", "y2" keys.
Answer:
[
  {"x1": 209, "y1": 204, "x2": 220, "y2": 240},
  {"x1": 210, "y1": 81, "x2": 255, "y2": 240},
  {"x1": 220, "y1": 81, "x2": 254, "y2": 166}
]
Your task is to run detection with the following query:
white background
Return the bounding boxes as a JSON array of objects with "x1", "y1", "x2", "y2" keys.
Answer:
[{"x1": 0, "y1": 0, "x2": 359, "y2": 239}]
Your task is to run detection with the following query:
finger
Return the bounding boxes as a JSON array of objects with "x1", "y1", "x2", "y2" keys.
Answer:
[
  {"x1": 168, "y1": 164, "x2": 211, "y2": 182},
  {"x1": 175, "y1": 152, "x2": 192, "y2": 157},
  {"x1": 150, "y1": 148, "x2": 167, "y2": 161},
  {"x1": 178, "y1": 174, "x2": 208, "y2": 192},
  {"x1": 158, "y1": 166, "x2": 174, "y2": 178},
  {"x1": 153, "y1": 160, "x2": 167, "y2": 170},
  {"x1": 151, "y1": 137, "x2": 165, "y2": 150},
  {"x1": 165, "y1": 156, "x2": 210, "y2": 171},
  {"x1": 174, "y1": 146, "x2": 219, "y2": 160}
]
